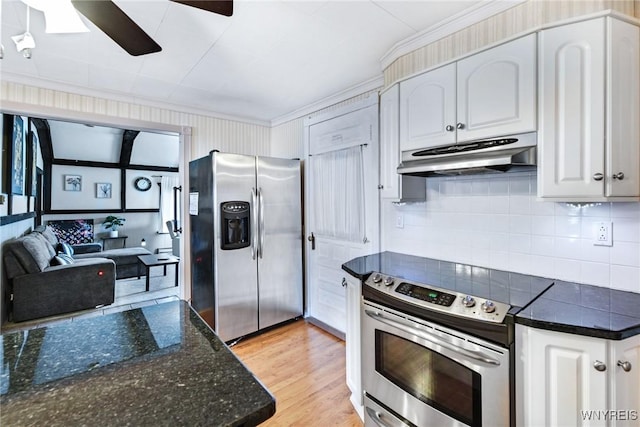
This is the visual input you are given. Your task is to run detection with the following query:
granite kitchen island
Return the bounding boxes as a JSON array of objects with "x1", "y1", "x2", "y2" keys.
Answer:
[{"x1": 0, "y1": 300, "x2": 275, "y2": 426}]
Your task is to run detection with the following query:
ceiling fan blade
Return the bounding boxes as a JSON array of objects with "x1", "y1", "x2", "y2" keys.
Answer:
[
  {"x1": 70, "y1": 0, "x2": 161, "y2": 56},
  {"x1": 171, "y1": 0, "x2": 233, "y2": 17}
]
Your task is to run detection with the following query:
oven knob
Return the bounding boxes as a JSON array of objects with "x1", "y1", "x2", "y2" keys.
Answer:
[
  {"x1": 372, "y1": 273, "x2": 383, "y2": 284},
  {"x1": 384, "y1": 277, "x2": 394, "y2": 286},
  {"x1": 481, "y1": 300, "x2": 496, "y2": 313},
  {"x1": 461, "y1": 295, "x2": 476, "y2": 308}
]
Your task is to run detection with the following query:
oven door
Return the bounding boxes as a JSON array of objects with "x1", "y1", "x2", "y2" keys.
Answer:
[{"x1": 361, "y1": 300, "x2": 510, "y2": 427}]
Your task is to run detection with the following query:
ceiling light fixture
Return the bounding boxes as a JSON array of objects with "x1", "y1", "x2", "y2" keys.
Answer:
[
  {"x1": 12, "y1": 7, "x2": 35, "y2": 59},
  {"x1": 21, "y1": 0, "x2": 89, "y2": 34}
]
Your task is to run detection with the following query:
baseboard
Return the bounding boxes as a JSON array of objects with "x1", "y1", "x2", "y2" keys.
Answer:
[{"x1": 305, "y1": 316, "x2": 345, "y2": 341}]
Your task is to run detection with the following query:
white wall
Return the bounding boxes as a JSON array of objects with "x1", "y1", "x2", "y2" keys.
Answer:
[
  {"x1": 50, "y1": 165, "x2": 121, "y2": 210},
  {"x1": 381, "y1": 173, "x2": 640, "y2": 292}
]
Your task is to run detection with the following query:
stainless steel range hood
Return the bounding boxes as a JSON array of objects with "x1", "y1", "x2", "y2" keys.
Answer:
[{"x1": 397, "y1": 132, "x2": 537, "y2": 177}]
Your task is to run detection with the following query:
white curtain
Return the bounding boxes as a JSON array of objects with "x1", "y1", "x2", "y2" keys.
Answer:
[
  {"x1": 310, "y1": 145, "x2": 365, "y2": 242},
  {"x1": 159, "y1": 176, "x2": 180, "y2": 233}
]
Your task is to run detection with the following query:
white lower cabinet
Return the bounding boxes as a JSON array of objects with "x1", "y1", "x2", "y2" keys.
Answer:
[
  {"x1": 610, "y1": 335, "x2": 640, "y2": 426},
  {"x1": 344, "y1": 274, "x2": 363, "y2": 420},
  {"x1": 517, "y1": 325, "x2": 640, "y2": 426}
]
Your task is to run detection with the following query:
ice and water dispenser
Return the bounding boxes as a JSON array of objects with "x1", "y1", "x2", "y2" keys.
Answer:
[{"x1": 220, "y1": 201, "x2": 250, "y2": 250}]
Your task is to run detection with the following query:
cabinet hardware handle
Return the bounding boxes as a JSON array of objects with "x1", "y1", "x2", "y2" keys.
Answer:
[
  {"x1": 456, "y1": 123, "x2": 465, "y2": 130},
  {"x1": 446, "y1": 125, "x2": 455, "y2": 132},
  {"x1": 377, "y1": 184, "x2": 384, "y2": 190},
  {"x1": 617, "y1": 360, "x2": 632, "y2": 372},
  {"x1": 593, "y1": 173, "x2": 604, "y2": 181},
  {"x1": 594, "y1": 360, "x2": 607, "y2": 371},
  {"x1": 342, "y1": 277, "x2": 347, "y2": 287},
  {"x1": 612, "y1": 172, "x2": 625, "y2": 180},
  {"x1": 308, "y1": 232, "x2": 315, "y2": 250}
]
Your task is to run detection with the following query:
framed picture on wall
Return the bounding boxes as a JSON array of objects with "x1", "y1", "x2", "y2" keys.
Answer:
[
  {"x1": 64, "y1": 174, "x2": 82, "y2": 192},
  {"x1": 96, "y1": 182, "x2": 112, "y2": 198},
  {"x1": 11, "y1": 115, "x2": 25, "y2": 195},
  {"x1": 26, "y1": 129, "x2": 38, "y2": 197}
]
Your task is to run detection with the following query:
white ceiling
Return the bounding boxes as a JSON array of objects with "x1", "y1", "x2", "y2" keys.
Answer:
[
  {"x1": 48, "y1": 119, "x2": 180, "y2": 167},
  {"x1": 1, "y1": 0, "x2": 496, "y2": 124}
]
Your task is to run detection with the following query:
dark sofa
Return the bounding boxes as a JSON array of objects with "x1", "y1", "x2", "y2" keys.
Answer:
[
  {"x1": 3, "y1": 230, "x2": 116, "y2": 322},
  {"x1": 36, "y1": 225, "x2": 153, "y2": 279}
]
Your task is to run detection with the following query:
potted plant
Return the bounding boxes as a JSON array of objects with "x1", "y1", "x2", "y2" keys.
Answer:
[{"x1": 103, "y1": 215, "x2": 126, "y2": 237}]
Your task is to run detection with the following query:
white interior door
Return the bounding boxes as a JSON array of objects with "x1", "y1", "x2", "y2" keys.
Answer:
[{"x1": 305, "y1": 99, "x2": 379, "y2": 335}]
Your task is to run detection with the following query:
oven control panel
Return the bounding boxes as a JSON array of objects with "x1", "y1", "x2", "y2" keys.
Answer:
[{"x1": 365, "y1": 272, "x2": 509, "y2": 323}]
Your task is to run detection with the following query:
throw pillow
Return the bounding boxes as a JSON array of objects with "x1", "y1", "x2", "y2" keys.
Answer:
[
  {"x1": 59, "y1": 242, "x2": 75, "y2": 256},
  {"x1": 52, "y1": 254, "x2": 75, "y2": 265}
]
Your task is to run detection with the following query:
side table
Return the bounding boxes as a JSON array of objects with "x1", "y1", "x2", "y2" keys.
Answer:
[
  {"x1": 137, "y1": 254, "x2": 180, "y2": 292},
  {"x1": 101, "y1": 235, "x2": 128, "y2": 250}
]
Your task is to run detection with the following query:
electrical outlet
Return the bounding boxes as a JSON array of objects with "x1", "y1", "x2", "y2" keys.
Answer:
[
  {"x1": 594, "y1": 221, "x2": 613, "y2": 246},
  {"x1": 396, "y1": 214, "x2": 404, "y2": 229}
]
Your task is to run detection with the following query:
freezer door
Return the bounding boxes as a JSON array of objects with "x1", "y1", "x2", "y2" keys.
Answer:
[
  {"x1": 213, "y1": 153, "x2": 259, "y2": 342},
  {"x1": 256, "y1": 157, "x2": 303, "y2": 329}
]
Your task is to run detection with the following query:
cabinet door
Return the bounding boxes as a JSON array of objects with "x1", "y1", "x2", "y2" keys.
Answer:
[
  {"x1": 517, "y1": 325, "x2": 608, "y2": 427},
  {"x1": 345, "y1": 275, "x2": 363, "y2": 420},
  {"x1": 456, "y1": 34, "x2": 537, "y2": 142},
  {"x1": 538, "y1": 18, "x2": 606, "y2": 199},
  {"x1": 611, "y1": 335, "x2": 640, "y2": 426},
  {"x1": 379, "y1": 85, "x2": 401, "y2": 200},
  {"x1": 399, "y1": 63, "x2": 456, "y2": 151},
  {"x1": 606, "y1": 18, "x2": 640, "y2": 198}
]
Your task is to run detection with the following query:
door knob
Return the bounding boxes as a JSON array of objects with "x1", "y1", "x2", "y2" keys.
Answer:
[
  {"x1": 593, "y1": 360, "x2": 607, "y2": 371},
  {"x1": 618, "y1": 360, "x2": 632, "y2": 372},
  {"x1": 593, "y1": 173, "x2": 604, "y2": 181},
  {"x1": 612, "y1": 172, "x2": 625, "y2": 180},
  {"x1": 308, "y1": 232, "x2": 315, "y2": 250},
  {"x1": 445, "y1": 125, "x2": 454, "y2": 132},
  {"x1": 456, "y1": 123, "x2": 465, "y2": 130}
]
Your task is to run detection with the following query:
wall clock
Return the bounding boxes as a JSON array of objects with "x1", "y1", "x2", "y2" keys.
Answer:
[{"x1": 134, "y1": 177, "x2": 152, "y2": 192}]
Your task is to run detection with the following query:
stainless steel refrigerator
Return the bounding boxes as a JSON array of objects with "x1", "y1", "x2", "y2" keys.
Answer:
[{"x1": 189, "y1": 152, "x2": 303, "y2": 342}]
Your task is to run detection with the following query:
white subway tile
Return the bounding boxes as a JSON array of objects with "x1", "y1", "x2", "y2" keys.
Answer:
[
  {"x1": 579, "y1": 262, "x2": 610, "y2": 287},
  {"x1": 554, "y1": 237, "x2": 581, "y2": 259},
  {"x1": 580, "y1": 239, "x2": 611, "y2": 263},
  {"x1": 613, "y1": 217, "x2": 640, "y2": 243},
  {"x1": 611, "y1": 202, "x2": 640, "y2": 218},
  {"x1": 531, "y1": 236, "x2": 555, "y2": 255},
  {"x1": 509, "y1": 233, "x2": 532, "y2": 254},
  {"x1": 532, "y1": 215, "x2": 555, "y2": 236},
  {"x1": 610, "y1": 265, "x2": 640, "y2": 293},
  {"x1": 580, "y1": 202, "x2": 611, "y2": 217},
  {"x1": 555, "y1": 216, "x2": 581, "y2": 238},
  {"x1": 509, "y1": 195, "x2": 531, "y2": 215},
  {"x1": 509, "y1": 215, "x2": 532, "y2": 234},
  {"x1": 611, "y1": 241, "x2": 640, "y2": 267},
  {"x1": 489, "y1": 178, "x2": 509, "y2": 195},
  {"x1": 553, "y1": 258, "x2": 581, "y2": 282}
]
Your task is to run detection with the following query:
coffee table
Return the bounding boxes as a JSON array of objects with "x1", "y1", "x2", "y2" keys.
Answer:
[{"x1": 137, "y1": 254, "x2": 180, "y2": 292}]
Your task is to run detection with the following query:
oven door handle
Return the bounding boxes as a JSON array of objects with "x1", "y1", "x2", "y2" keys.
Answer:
[
  {"x1": 365, "y1": 310, "x2": 501, "y2": 366},
  {"x1": 366, "y1": 406, "x2": 411, "y2": 427}
]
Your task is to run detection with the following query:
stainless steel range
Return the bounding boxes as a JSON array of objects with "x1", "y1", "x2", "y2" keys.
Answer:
[{"x1": 361, "y1": 271, "x2": 524, "y2": 427}]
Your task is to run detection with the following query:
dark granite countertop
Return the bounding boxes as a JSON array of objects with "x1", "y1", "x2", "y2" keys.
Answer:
[
  {"x1": 516, "y1": 280, "x2": 640, "y2": 340},
  {"x1": 0, "y1": 300, "x2": 275, "y2": 426},
  {"x1": 343, "y1": 251, "x2": 640, "y2": 340}
]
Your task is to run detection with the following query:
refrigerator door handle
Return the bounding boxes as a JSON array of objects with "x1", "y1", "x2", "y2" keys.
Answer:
[
  {"x1": 258, "y1": 187, "x2": 265, "y2": 259},
  {"x1": 251, "y1": 187, "x2": 258, "y2": 260}
]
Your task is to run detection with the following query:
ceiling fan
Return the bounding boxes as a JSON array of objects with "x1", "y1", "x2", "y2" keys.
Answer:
[{"x1": 20, "y1": 0, "x2": 233, "y2": 57}]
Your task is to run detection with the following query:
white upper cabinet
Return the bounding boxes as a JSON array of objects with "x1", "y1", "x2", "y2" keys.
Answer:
[
  {"x1": 538, "y1": 17, "x2": 640, "y2": 201},
  {"x1": 399, "y1": 34, "x2": 536, "y2": 152},
  {"x1": 457, "y1": 34, "x2": 537, "y2": 142},
  {"x1": 380, "y1": 85, "x2": 402, "y2": 199},
  {"x1": 380, "y1": 85, "x2": 426, "y2": 202},
  {"x1": 400, "y1": 63, "x2": 456, "y2": 151}
]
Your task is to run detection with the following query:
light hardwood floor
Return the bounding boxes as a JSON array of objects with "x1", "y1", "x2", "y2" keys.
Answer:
[{"x1": 231, "y1": 319, "x2": 364, "y2": 427}]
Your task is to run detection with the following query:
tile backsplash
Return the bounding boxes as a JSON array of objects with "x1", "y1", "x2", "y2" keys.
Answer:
[{"x1": 380, "y1": 172, "x2": 640, "y2": 293}]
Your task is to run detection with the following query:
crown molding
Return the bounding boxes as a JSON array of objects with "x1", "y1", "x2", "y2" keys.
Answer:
[
  {"x1": 0, "y1": 73, "x2": 271, "y2": 127},
  {"x1": 271, "y1": 74, "x2": 384, "y2": 127},
  {"x1": 380, "y1": 0, "x2": 527, "y2": 70}
]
